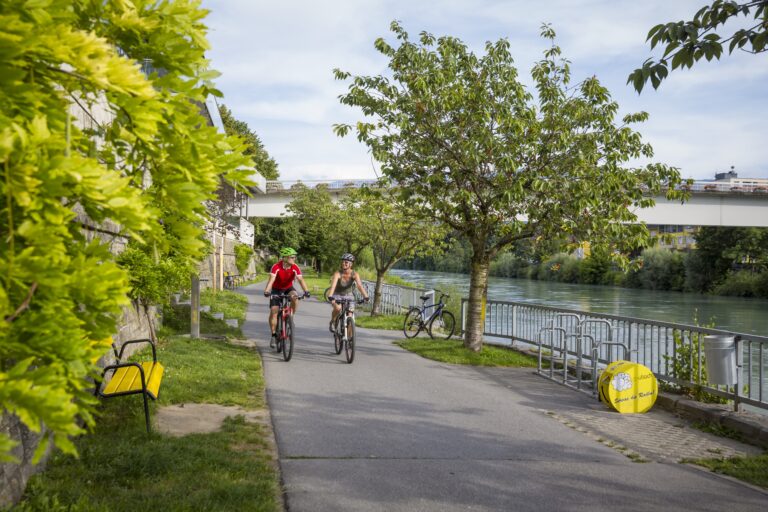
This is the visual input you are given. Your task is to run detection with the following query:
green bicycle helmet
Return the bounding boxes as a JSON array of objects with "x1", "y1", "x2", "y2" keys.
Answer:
[{"x1": 279, "y1": 247, "x2": 298, "y2": 257}]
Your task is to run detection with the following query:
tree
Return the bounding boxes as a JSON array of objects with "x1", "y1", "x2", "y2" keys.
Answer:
[
  {"x1": 285, "y1": 187, "x2": 362, "y2": 272},
  {"x1": 687, "y1": 226, "x2": 768, "y2": 291},
  {"x1": 0, "y1": 0, "x2": 251, "y2": 461},
  {"x1": 335, "y1": 23, "x2": 685, "y2": 351},
  {"x1": 629, "y1": 1, "x2": 768, "y2": 92},
  {"x1": 219, "y1": 104, "x2": 280, "y2": 180},
  {"x1": 343, "y1": 188, "x2": 447, "y2": 315}
]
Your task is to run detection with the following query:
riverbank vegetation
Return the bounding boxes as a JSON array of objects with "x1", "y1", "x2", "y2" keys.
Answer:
[{"x1": 400, "y1": 226, "x2": 768, "y2": 299}]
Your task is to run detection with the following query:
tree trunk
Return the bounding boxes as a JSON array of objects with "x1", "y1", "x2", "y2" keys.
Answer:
[
  {"x1": 371, "y1": 270, "x2": 385, "y2": 316},
  {"x1": 463, "y1": 254, "x2": 490, "y2": 352}
]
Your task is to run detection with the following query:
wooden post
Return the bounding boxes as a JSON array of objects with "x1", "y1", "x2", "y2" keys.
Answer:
[{"x1": 191, "y1": 275, "x2": 200, "y2": 338}]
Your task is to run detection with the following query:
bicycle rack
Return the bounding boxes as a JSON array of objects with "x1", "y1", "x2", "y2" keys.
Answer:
[{"x1": 537, "y1": 314, "x2": 629, "y2": 398}]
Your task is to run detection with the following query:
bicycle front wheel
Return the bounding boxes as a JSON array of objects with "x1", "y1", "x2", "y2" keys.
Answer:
[
  {"x1": 283, "y1": 315, "x2": 294, "y2": 361},
  {"x1": 334, "y1": 318, "x2": 343, "y2": 354},
  {"x1": 275, "y1": 316, "x2": 283, "y2": 353},
  {"x1": 428, "y1": 311, "x2": 456, "y2": 340},
  {"x1": 403, "y1": 308, "x2": 422, "y2": 338},
  {"x1": 345, "y1": 316, "x2": 355, "y2": 364}
]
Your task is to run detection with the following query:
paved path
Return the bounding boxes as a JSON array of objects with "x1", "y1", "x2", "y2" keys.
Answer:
[{"x1": 240, "y1": 284, "x2": 767, "y2": 511}]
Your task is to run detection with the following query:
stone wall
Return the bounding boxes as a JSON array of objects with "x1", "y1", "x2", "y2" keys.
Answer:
[{"x1": 198, "y1": 235, "x2": 258, "y2": 289}]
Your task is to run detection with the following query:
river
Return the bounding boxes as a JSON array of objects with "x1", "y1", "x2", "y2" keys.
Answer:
[{"x1": 390, "y1": 269, "x2": 768, "y2": 336}]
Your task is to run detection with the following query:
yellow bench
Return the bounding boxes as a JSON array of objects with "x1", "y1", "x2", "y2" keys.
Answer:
[{"x1": 95, "y1": 338, "x2": 164, "y2": 433}]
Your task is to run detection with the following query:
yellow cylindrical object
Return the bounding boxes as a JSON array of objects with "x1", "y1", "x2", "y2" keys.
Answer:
[{"x1": 598, "y1": 360, "x2": 658, "y2": 414}]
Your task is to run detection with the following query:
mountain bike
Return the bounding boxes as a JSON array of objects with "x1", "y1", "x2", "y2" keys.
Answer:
[
  {"x1": 331, "y1": 297, "x2": 367, "y2": 363},
  {"x1": 269, "y1": 293, "x2": 305, "y2": 362},
  {"x1": 403, "y1": 292, "x2": 456, "y2": 340}
]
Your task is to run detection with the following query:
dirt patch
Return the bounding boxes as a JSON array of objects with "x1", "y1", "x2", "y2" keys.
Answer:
[{"x1": 155, "y1": 403, "x2": 268, "y2": 437}]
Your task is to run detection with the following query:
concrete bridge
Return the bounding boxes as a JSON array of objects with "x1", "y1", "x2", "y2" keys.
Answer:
[{"x1": 246, "y1": 179, "x2": 768, "y2": 227}]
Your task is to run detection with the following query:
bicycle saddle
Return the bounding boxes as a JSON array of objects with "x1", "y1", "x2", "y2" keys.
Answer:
[{"x1": 420, "y1": 295, "x2": 430, "y2": 301}]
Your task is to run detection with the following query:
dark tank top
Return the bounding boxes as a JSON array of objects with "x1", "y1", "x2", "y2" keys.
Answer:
[{"x1": 333, "y1": 271, "x2": 356, "y2": 295}]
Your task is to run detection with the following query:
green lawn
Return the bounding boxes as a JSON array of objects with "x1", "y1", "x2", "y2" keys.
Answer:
[
  {"x1": 11, "y1": 290, "x2": 280, "y2": 512},
  {"x1": 395, "y1": 338, "x2": 540, "y2": 367},
  {"x1": 685, "y1": 453, "x2": 768, "y2": 489},
  {"x1": 355, "y1": 314, "x2": 403, "y2": 330}
]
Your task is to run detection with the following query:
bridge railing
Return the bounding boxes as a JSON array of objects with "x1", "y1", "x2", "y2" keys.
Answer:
[
  {"x1": 461, "y1": 298, "x2": 768, "y2": 412},
  {"x1": 675, "y1": 182, "x2": 768, "y2": 194},
  {"x1": 265, "y1": 179, "x2": 379, "y2": 193},
  {"x1": 262, "y1": 178, "x2": 768, "y2": 195}
]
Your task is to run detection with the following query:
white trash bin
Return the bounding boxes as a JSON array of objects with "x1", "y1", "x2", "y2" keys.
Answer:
[{"x1": 702, "y1": 335, "x2": 737, "y2": 385}]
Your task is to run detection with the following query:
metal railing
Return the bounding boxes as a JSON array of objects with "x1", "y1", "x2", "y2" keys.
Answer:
[
  {"x1": 359, "y1": 280, "x2": 433, "y2": 316},
  {"x1": 460, "y1": 298, "x2": 768, "y2": 412},
  {"x1": 262, "y1": 178, "x2": 768, "y2": 195},
  {"x1": 264, "y1": 179, "x2": 379, "y2": 193}
]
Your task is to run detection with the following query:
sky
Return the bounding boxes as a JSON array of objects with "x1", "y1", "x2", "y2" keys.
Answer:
[{"x1": 200, "y1": 0, "x2": 767, "y2": 183}]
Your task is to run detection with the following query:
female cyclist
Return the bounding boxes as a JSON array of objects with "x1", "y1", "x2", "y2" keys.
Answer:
[{"x1": 328, "y1": 253, "x2": 369, "y2": 332}]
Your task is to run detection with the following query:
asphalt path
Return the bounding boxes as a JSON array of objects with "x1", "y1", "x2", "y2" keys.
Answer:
[{"x1": 240, "y1": 284, "x2": 768, "y2": 512}]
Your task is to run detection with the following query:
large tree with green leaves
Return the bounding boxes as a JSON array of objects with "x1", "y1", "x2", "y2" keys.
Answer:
[
  {"x1": 335, "y1": 22, "x2": 685, "y2": 351},
  {"x1": 219, "y1": 104, "x2": 279, "y2": 180},
  {"x1": 342, "y1": 188, "x2": 447, "y2": 315},
  {"x1": 629, "y1": 1, "x2": 767, "y2": 92},
  {"x1": 0, "y1": 0, "x2": 251, "y2": 462},
  {"x1": 284, "y1": 186, "x2": 364, "y2": 272}
]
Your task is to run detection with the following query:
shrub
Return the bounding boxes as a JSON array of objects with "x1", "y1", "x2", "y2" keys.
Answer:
[
  {"x1": 713, "y1": 270, "x2": 760, "y2": 297},
  {"x1": 636, "y1": 247, "x2": 685, "y2": 291},
  {"x1": 234, "y1": 243, "x2": 254, "y2": 275}
]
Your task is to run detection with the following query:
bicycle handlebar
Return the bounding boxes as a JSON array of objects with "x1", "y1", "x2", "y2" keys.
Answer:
[
  {"x1": 330, "y1": 297, "x2": 368, "y2": 305},
  {"x1": 267, "y1": 294, "x2": 306, "y2": 300}
]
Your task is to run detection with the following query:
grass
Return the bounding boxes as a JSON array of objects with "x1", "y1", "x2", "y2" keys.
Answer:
[
  {"x1": 161, "y1": 289, "x2": 247, "y2": 338},
  {"x1": 201, "y1": 289, "x2": 248, "y2": 322},
  {"x1": 691, "y1": 421, "x2": 745, "y2": 442},
  {"x1": 355, "y1": 314, "x2": 404, "y2": 330},
  {"x1": 684, "y1": 453, "x2": 768, "y2": 489},
  {"x1": 157, "y1": 336, "x2": 265, "y2": 409},
  {"x1": 395, "y1": 338, "x2": 540, "y2": 367},
  {"x1": 10, "y1": 336, "x2": 278, "y2": 512},
  {"x1": 10, "y1": 290, "x2": 280, "y2": 512}
]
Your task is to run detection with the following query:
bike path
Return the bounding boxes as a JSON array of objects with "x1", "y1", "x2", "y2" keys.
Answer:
[{"x1": 239, "y1": 284, "x2": 767, "y2": 512}]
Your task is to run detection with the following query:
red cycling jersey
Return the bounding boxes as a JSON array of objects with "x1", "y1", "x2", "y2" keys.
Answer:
[{"x1": 270, "y1": 262, "x2": 302, "y2": 290}]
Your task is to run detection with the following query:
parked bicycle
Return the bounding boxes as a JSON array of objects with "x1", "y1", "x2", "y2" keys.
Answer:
[
  {"x1": 403, "y1": 292, "x2": 456, "y2": 340},
  {"x1": 331, "y1": 297, "x2": 367, "y2": 363},
  {"x1": 269, "y1": 293, "x2": 305, "y2": 361}
]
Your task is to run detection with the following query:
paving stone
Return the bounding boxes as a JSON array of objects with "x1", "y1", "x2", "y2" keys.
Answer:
[{"x1": 545, "y1": 406, "x2": 763, "y2": 464}]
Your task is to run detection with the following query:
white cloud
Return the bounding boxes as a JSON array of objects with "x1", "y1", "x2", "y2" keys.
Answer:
[{"x1": 201, "y1": 0, "x2": 768, "y2": 182}]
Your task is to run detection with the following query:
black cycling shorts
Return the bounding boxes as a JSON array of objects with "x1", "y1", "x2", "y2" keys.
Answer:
[{"x1": 270, "y1": 288, "x2": 296, "y2": 308}]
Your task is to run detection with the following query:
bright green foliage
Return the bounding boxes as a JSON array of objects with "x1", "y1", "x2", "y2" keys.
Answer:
[
  {"x1": 664, "y1": 318, "x2": 727, "y2": 403},
  {"x1": 0, "y1": 0, "x2": 252, "y2": 461},
  {"x1": 343, "y1": 188, "x2": 447, "y2": 315},
  {"x1": 117, "y1": 246, "x2": 193, "y2": 307},
  {"x1": 629, "y1": 1, "x2": 768, "y2": 92},
  {"x1": 219, "y1": 104, "x2": 279, "y2": 180},
  {"x1": 234, "y1": 243, "x2": 254, "y2": 275},
  {"x1": 335, "y1": 22, "x2": 685, "y2": 350}
]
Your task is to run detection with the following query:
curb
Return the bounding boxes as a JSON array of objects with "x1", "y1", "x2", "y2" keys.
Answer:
[{"x1": 655, "y1": 392, "x2": 768, "y2": 449}]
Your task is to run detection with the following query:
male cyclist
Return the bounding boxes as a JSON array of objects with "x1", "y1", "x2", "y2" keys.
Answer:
[{"x1": 263, "y1": 247, "x2": 310, "y2": 346}]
